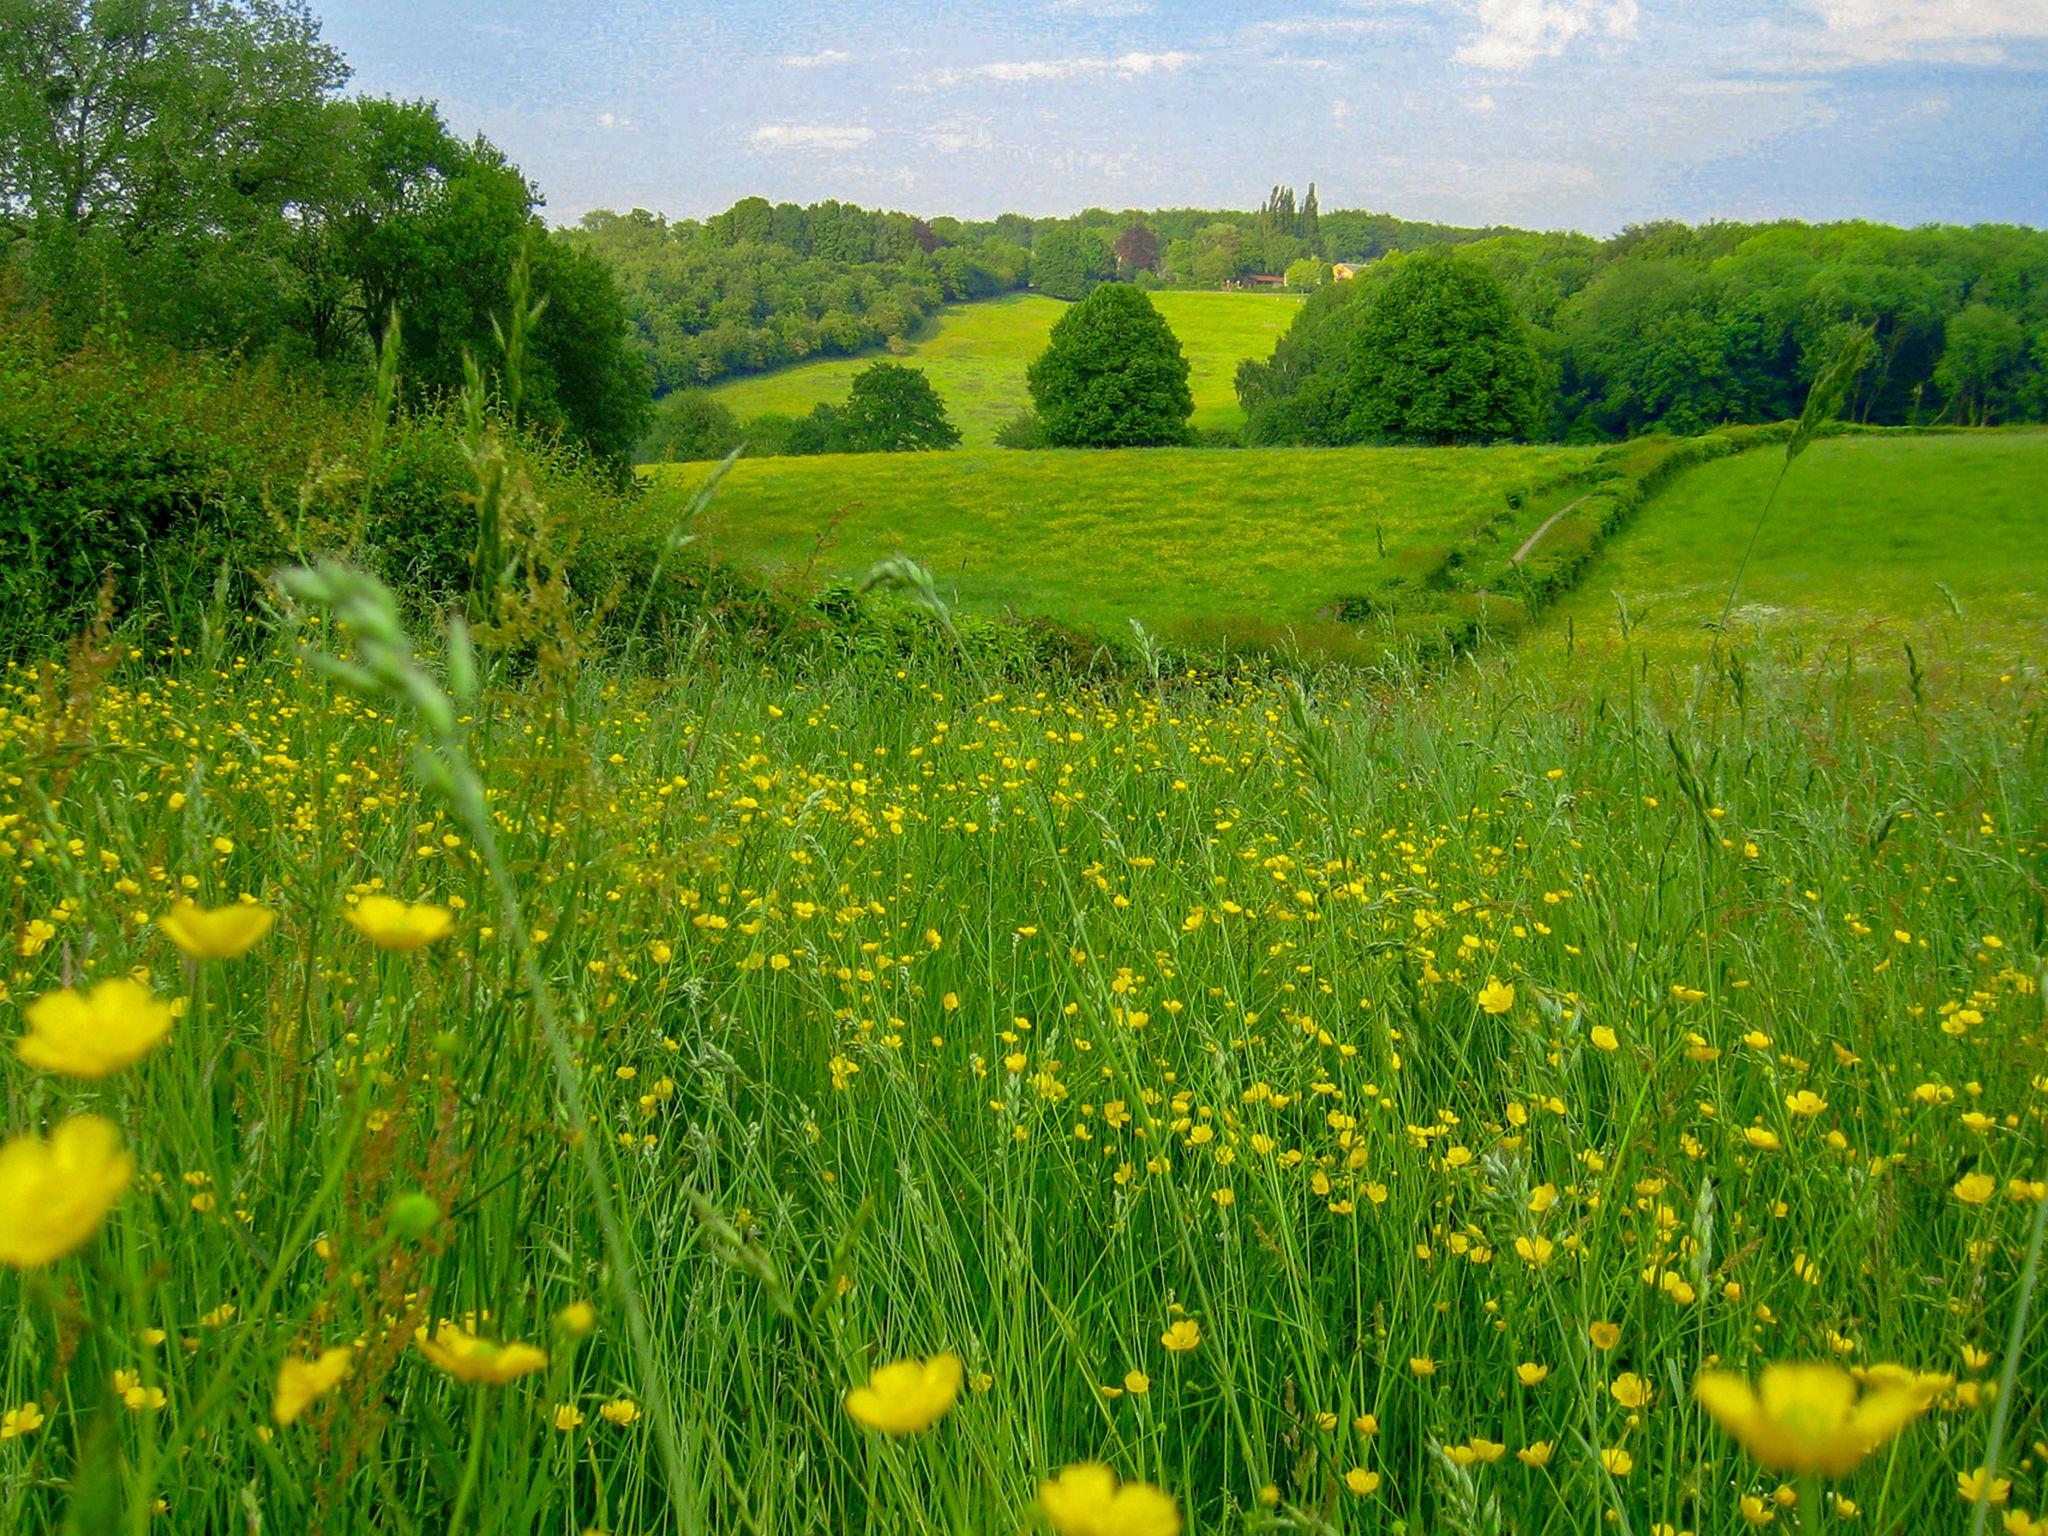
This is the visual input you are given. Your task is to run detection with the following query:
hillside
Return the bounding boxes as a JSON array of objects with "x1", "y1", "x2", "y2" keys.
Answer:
[
  {"x1": 1528, "y1": 430, "x2": 2048, "y2": 674},
  {"x1": 704, "y1": 290, "x2": 1302, "y2": 446},
  {"x1": 647, "y1": 442, "x2": 1592, "y2": 642}
]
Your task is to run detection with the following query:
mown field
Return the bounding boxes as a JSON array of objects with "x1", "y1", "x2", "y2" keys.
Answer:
[
  {"x1": 647, "y1": 443, "x2": 1593, "y2": 637},
  {"x1": 1530, "y1": 431, "x2": 2048, "y2": 678},
  {"x1": 706, "y1": 290, "x2": 1303, "y2": 445},
  {"x1": 2, "y1": 591, "x2": 2043, "y2": 1533}
]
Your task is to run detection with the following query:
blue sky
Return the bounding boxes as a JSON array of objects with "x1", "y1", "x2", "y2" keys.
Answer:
[{"x1": 317, "y1": 1, "x2": 2048, "y2": 233}]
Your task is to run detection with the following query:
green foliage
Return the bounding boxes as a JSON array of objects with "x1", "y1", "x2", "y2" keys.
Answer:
[
  {"x1": 0, "y1": 13, "x2": 650, "y2": 470},
  {"x1": 0, "y1": 306, "x2": 638, "y2": 654},
  {"x1": 640, "y1": 391, "x2": 743, "y2": 464},
  {"x1": 1029, "y1": 225, "x2": 1116, "y2": 301},
  {"x1": 838, "y1": 362, "x2": 960, "y2": 452},
  {"x1": 1283, "y1": 258, "x2": 1329, "y2": 293},
  {"x1": 0, "y1": 0, "x2": 348, "y2": 352},
  {"x1": 1936, "y1": 304, "x2": 2028, "y2": 425},
  {"x1": 1241, "y1": 219, "x2": 2048, "y2": 441},
  {"x1": 710, "y1": 292, "x2": 1297, "y2": 449},
  {"x1": 1340, "y1": 250, "x2": 1546, "y2": 444},
  {"x1": 1027, "y1": 285, "x2": 1196, "y2": 448},
  {"x1": 993, "y1": 409, "x2": 1049, "y2": 450},
  {"x1": 561, "y1": 201, "x2": 1029, "y2": 392}
]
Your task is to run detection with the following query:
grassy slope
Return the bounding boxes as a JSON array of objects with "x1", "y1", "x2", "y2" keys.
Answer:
[
  {"x1": 649, "y1": 444, "x2": 1593, "y2": 635},
  {"x1": 1528, "y1": 431, "x2": 2048, "y2": 672},
  {"x1": 705, "y1": 290, "x2": 1302, "y2": 446}
]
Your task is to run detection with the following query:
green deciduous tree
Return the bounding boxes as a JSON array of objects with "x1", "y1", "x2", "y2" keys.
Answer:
[
  {"x1": 0, "y1": 0, "x2": 348, "y2": 348},
  {"x1": 1031, "y1": 225, "x2": 1114, "y2": 301},
  {"x1": 1026, "y1": 283, "x2": 1194, "y2": 447},
  {"x1": 1284, "y1": 258, "x2": 1329, "y2": 293},
  {"x1": 1341, "y1": 250, "x2": 1546, "y2": 444},
  {"x1": 1934, "y1": 303, "x2": 2026, "y2": 425},
  {"x1": 839, "y1": 361, "x2": 960, "y2": 451},
  {"x1": 641, "y1": 390, "x2": 742, "y2": 463}
]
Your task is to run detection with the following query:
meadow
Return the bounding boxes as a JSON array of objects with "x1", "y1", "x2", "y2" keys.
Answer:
[
  {"x1": 0, "y1": 586, "x2": 2042, "y2": 1534},
  {"x1": 1531, "y1": 431, "x2": 2048, "y2": 679},
  {"x1": 706, "y1": 291, "x2": 1303, "y2": 445},
  {"x1": 645, "y1": 442, "x2": 1593, "y2": 639}
]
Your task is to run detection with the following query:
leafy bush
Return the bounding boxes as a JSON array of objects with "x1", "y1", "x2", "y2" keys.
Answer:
[{"x1": 0, "y1": 307, "x2": 640, "y2": 655}]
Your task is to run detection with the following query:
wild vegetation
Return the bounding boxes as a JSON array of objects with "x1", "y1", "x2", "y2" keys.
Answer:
[
  {"x1": 690, "y1": 292, "x2": 1299, "y2": 453},
  {"x1": 3, "y1": 5, "x2": 2046, "y2": 1536},
  {"x1": 1241, "y1": 223, "x2": 2048, "y2": 446}
]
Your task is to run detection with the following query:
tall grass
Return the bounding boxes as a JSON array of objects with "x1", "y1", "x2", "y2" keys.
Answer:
[{"x1": 1, "y1": 606, "x2": 2042, "y2": 1531}]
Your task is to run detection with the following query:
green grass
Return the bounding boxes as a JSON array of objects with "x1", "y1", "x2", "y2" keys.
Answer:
[
  {"x1": 1529, "y1": 431, "x2": 2048, "y2": 676},
  {"x1": 647, "y1": 444, "x2": 1594, "y2": 639},
  {"x1": 5, "y1": 600, "x2": 2045, "y2": 1535},
  {"x1": 705, "y1": 290, "x2": 1303, "y2": 446}
]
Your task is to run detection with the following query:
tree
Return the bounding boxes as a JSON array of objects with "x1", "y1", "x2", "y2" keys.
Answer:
[
  {"x1": 0, "y1": 0, "x2": 349, "y2": 347},
  {"x1": 643, "y1": 391, "x2": 742, "y2": 462},
  {"x1": 1342, "y1": 250, "x2": 1546, "y2": 444},
  {"x1": 839, "y1": 362, "x2": 960, "y2": 451},
  {"x1": 526, "y1": 236, "x2": 652, "y2": 467},
  {"x1": 1191, "y1": 223, "x2": 1243, "y2": 287},
  {"x1": 1114, "y1": 224, "x2": 1161, "y2": 276},
  {"x1": 1284, "y1": 258, "x2": 1329, "y2": 293},
  {"x1": 1935, "y1": 303, "x2": 2025, "y2": 424},
  {"x1": 1026, "y1": 283, "x2": 1194, "y2": 447},
  {"x1": 1032, "y1": 225, "x2": 1113, "y2": 301},
  {"x1": 1299, "y1": 182, "x2": 1322, "y2": 253}
]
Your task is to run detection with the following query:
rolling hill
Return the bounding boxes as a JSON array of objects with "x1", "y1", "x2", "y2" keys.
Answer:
[{"x1": 703, "y1": 290, "x2": 1303, "y2": 446}]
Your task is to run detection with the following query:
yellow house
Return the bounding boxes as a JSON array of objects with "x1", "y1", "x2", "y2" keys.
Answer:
[{"x1": 1331, "y1": 262, "x2": 1358, "y2": 281}]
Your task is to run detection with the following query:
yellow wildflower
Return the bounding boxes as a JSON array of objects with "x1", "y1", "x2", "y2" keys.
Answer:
[
  {"x1": 347, "y1": 896, "x2": 454, "y2": 952},
  {"x1": 1038, "y1": 1462, "x2": 1182, "y2": 1536},
  {"x1": 273, "y1": 1347, "x2": 353, "y2": 1425},
  {"x1": 159, "y1": 901, "x2": 275, "y2": 960},
  {"x1": 843, "y1": 1352, "x2": 962, "y2": 1435},
  {"x1": 17, "y1": 979, "x2": 173, "y2": 1078},
  {"x1": 414, "y1": 1323, "x2": 548, "y2": 1385},
  {"x1": 0, "y1": 1116, "x2": 132, "y2": 1268},
  {"x1": 1161, "y1": 1319, "x2": 1202, "y2": 1353},
  {"x1": 1695, "y1": 1362, "x2": 1929, "y2": 1474}
]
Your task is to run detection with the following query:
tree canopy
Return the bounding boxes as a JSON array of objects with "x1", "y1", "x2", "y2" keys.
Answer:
[
  {"x1": 1339, "y1": 250, "x2": 1546, "y2": 445},
  {"x1": 1241, "y1": 219, "x2": 2048, "y2": 442},
  {"x1": 0, "y1": 2, "x2": 650, "y2": 467},
  {"x1": 1027, "y1": 284, "x2": 1194, "y2": 448},
  {"x1": 839, "y1": 362, "x2": 960, "y2": 452}
]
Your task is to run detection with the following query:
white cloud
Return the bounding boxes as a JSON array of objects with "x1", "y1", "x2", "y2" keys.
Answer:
[
  {"x1": 1805, "y1": 0, "x2": 2048, "y2": 60},
  {"x1": 925, "y1": 50, "x2": 1198, "y2": 86},
  {"x1": 1465, "y1": 91, "x2": 1499, "y2": 112},
  {"x1": 1331, "y1": 97, "x2": 1353, "y2": 124},
  {"x1": 1454, "y1": 0, "x2": 1638, "y2": 69},
  {"x1": 780, "y1": 49, "x2": 851, "y2": 68},
  {"x1": 926, "y1": 118, "x2": 999, "y2": 154},
  {"x1": 1051, "y1": 0, "x2": 1154, "y2": 14},
  {"x1": 596, "y1": 111, "x2": 633, "y2": 130},
  {"x1": 747, "y1": 123, "x2": 875, "y2": 152}
]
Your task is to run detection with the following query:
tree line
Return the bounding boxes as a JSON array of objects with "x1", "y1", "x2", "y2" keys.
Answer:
[
  {"x1": 558, "y1": 205, "x2": 1030, "y2": 394},
  {"x1": 1236, "y1": 219, "x2": 2048, "y2": 444},
  {"x1": 0, "y1": 0, "x2": 650, "y2": 468}
]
